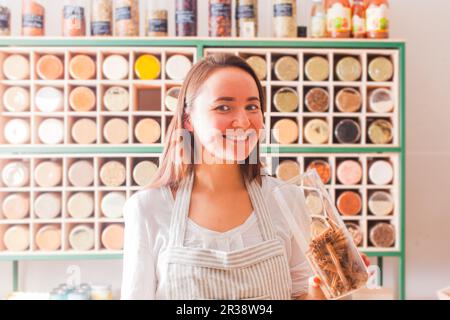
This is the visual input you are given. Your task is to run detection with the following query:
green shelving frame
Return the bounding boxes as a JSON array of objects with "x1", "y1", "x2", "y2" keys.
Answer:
[{"x1": 0, "y1": 37, "x2": 405, "y2": 300}]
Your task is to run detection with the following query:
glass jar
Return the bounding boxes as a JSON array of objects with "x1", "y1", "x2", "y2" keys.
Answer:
[
  {"x1": 209, "y1": 0, "x2": 232, "y2": 37},
  {"x1": 175, "y1": 0, "x2": 197, "y2": 37},
  {"x1": 22, "y1": 0, "x2": 45, "y2": 36},
  {"x1": 326, "y1": 0, "x2": 351, "y2": 38},
  {"x1": 310, "y1": 0, "x2": 326, "y2": 38},
  {"x1": 113, "y1": 0, "x2": 139, "y2": 37},
  {"x1": 236, "y1": 0, "x2": 258, "y2": 38},
  {"x1": 366, "y1": 0, "x2": 389, "y2": 39},
  {"x1": 91, "y1": 0, "x2": 112, "y2": 36},
  {"x1": 62, "y1": 0, "x2": 86, "y2": 37},
  {"x1": 272, "y1": 0, "x2": 296, "y2": 38},
  {"x1": 147, "y1": 0, "x2": 168, "y2": 37},
  {"x1": 90, "y1": 284, "x2": 113, "y2": 300},
  {"x1": 351, "y1": 0, "x2": 366, "y2": 38},
  {"x1": 0, "y1": 0, "x2": 11, "y2": 36}
]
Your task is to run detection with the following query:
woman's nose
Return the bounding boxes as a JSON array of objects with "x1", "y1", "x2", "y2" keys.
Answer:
[{"x1": 231, "y1": 109, "x2": 250, "y2": 129}]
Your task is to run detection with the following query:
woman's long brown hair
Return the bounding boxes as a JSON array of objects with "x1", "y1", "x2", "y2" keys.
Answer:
[{"x1": 148, "y1": 53, "x2": 266, "y2": 190}]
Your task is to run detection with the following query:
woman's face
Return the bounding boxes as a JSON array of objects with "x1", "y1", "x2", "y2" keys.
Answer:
[{"x1": 188, "y1": 67, "x2": 264, "y2": 163}]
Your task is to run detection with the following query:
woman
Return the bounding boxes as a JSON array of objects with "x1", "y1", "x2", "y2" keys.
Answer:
[{"x1": 121, "y1": 53, "x2": 370, "y2": 300}]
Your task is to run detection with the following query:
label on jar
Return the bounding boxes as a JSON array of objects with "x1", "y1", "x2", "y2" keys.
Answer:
[
  {"x1": 115, "y1": 6, "x2": 131, "y2": 21},
  {"x1": 0, "y1": 13, "x2": 9, "y2": 29},
  {"x1": 352, "y1": 15, "x2": 366, "y2": 34},
  {"x1": 366, "y1": 4, "x2": 389, "y2": 32},
  {"x1": 149, "y1": 19, "x2": 168, "y2": 32},
  {"x1": 241, "y1": 21, "x2": 255, "y2": 37},
  {"x1": 92, "y1": 21, "x2": 111, "y2": 35},
  {"x1": 63, "y1": 6, "x2": 85, "y2": 20},
  {"x1": 22, "y1": 14, "x2": 44, "y2": 29},
  {"x1": 237, "y1": 5, "x2": 255, "y2": 19},
  {"x1": 274, "y1": 3, "x2": 293, "y2": 17},
  {"x1": 176, "y1": 10, "x2": 195, "y2": 24},
  {"x1": 311, "y1": 15, "x2": 326, "y2": 37},
  {"x1": 210, "y1": 3, "x2": 231, "y2": 18},
  {"x1": 327, "y1": 3, "x2": 351, "y2": 33}
]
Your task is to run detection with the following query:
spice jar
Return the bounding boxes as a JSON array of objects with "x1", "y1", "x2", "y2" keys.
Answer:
[
  {"x1": 368, "y1": 57, "x2": 393, "y2": 82},
  {"x1": 367, "y1": 119, "x2": 393, "y2": 144},
  {"x1": 366, "y1": 0, "x2": 389, "y2": 39},
  {"x1": 335, "y1": 88, "x2": 361, "y2": 113},
  {"x1": 0, "y1": 1, "x2": 11, "y2": 36},
  {"x1": 236, "y1": 0, "x2": 258, "y2": 38},
  {"x1": 114, "y1": 0, "x2": 139, "y2": 37},
  {"x1": 91, "y1": 0, "x2": 112, "y2": 36},
  {"x1": 276, "y1": 160, "x2": 300, "y2": 181},
  {"x1": 326, "y1": 0, "x2": 351, "y2": 38},
  {"x1": 147, "y1": 0, "x2": 168, "y2": 37},
  {"x1": 305, "y1": 88, "x2": 329, "y2": 112},
  {"x1": 62, "y1": 0, "x2": 86, "y2": 37},
  {"x1": 272, "y1": 0, "x2": 296, "y2": 38},
  {"x1": 175, "y1": 0, "x2": 197, "y2": 36},
  {"x1": 351, "y1": 0, "x2": 366, "y2": 38},
  {"x1": 304, "y1": 118, "x2": 329, "y2": 144},
  {"x1": 22, "y1": 0, "x2": 45, "y2": 36},
  {"x1": 335, "y1": 119, "x2": 361, "y2": 144},
  {"x1": 209, "y1": 0, "x2": 232, "y2": 37},
  {"x1": 369, "y1": 88, "x2": 394, "y2": 113},
  {"x1": 273, "y1": 170, "x2": 369, "y2": 299},
  {"x1": 370, "y1": 222, "x2": 395, "y2": 247},
  {"x1": 306, "y1": 160, "x2": 331, "y2": 184},
  {"x1": 246, "y1": 56, "x2": 267, "y2": 81},
  {"x1": 273, "y1": 87, "x2": 298, "y2": 112},
  {"x1": 310, "y1": 0, "x2": 326, "y2": 38}
]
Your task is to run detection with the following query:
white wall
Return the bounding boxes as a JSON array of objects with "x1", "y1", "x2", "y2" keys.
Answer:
[{"x1": 1, "y1": 0, "x2": 450, "y2": 300}]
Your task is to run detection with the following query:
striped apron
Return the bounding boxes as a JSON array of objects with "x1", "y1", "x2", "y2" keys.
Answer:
[{"x1": 163, "y1": 172, "x2": 292, "y2": 300}]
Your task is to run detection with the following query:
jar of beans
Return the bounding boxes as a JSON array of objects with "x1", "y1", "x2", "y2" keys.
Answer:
[
  {"x1": 175, "y1": 0, "x2": 197, "y2": 37},
  {"x1": 209, "y1": 0, "x2": 232, "y2": 37}
]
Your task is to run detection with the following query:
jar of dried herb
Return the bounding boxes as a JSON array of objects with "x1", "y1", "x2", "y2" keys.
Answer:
[
  {"x1": 91, "y1": 0, "x2": 112, "y2": 36},
  {"x1": 272, "y1": 0, "x2": 297, "y2": 38},
  {"x1": 113, "y1": 0, "x2": 139, "y2": 37}
]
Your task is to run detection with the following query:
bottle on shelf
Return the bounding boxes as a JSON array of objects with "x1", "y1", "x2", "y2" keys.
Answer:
[
  {"x1": 62, "y1": 0, "x2": 86, "y2": 37},
  {"x1": 351, "y1": 0, "x2": 366, "y2": 38},
  {"x1": 0, "y1": 0, "x2": 11, "y2": 36},
  {"x1": 326, "y1": 0, "x2": 351, "y2": 38},
  {"x1": 208, "y1": 0, "x2": 232, "y2": 37},
  {"x1": 310, "y1": 0, "x2": 327, "y2": 38},
  {"x1": 91, "y1": 0, "x2": 113, "y2": 36},
  {"x1": 22, "y1": 0, "x2": 45, "y2": 36},
  {"x1": 146, "y1": 0, "x2": 168, "y2": 37},
  {"x1": 272, "y1": 0, "x2": 297, "y2": 38},
  {"x1": 113, "y1": 0, "x2": 139, "y2": 37},
  {"x1": 236, "y1": 0, "x2": 258, "y2": 38},
  {"x1": 175, "y1": 0, "x2": 197, "y2": 37},
  {"x1": 366, "y1": 0, "x2": 389, "y2": 39}
]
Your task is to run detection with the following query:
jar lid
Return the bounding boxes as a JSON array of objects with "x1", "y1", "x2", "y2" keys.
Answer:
[
  {"x1": 2, "y1": 162, "x2": 29, "y2": 188},
  {"x1": 34, "y1": 161, "x2": 62, "y2": 187},
  {"x1": 273, "y1": 87, "x2": 298, "y2": 112},
  {"x1": 71, "y1": 118, "x2": 97, "y2": 144},
  {"x1": 337, "y1": 160, "x2": 362, "y2": 185},
  {"x1": 35, "y1": 87, "x2": 64, "y2": 112},
  {"x1": 100, "y1": 161, "x2": 126, "y2": 187},
  {"x1": 305, "y1": 87, "x2": 329, "y2": 112},
  {"x1": 3, "y1": 54, "x2": 30, "y2": 80},
  {"x1": 368, "y1": 57, "x2": 393, "y2": 82},
  {"x1": 369, "y1": 160, "x2": 393, "y2": 185},
  {"x1": 304, "y1": 56, "x2": 329, "y2": 81},
  {"x1": 69, "y1": 86, "x2": 96, "y2": 112},
  {"x1": 135, "y1": 54, "x2": 161, "y2": 80},
  {"x1": 67, "y1": 192, "x2": 94, "y2": 219},
  {"x1": 336, "y1": 56, "x2": 362, "y2": 82},
  {"x1": 101, "y1": 224, "x2": 124, "y2": 250},
  {"x1": 272, "y1": 118, "x2": 299, "y2": 144},
  {"x1": 103, "y1": 118, "x2": 129, "y2": 144},
  {"x1": 368, "y1": 191, "x2": 394, "y2": 216},
  {"x1": 369, "y1": 88, "x2": 394, "y2": 113},
  {"x1": 69, "y1": 225, "x2": 95, "y2": 251},
  {"x1": 274, "y1": 56, "x2": 299, "y2": 81},
  {"x1": 103, "y1": 55, "x2": 129, "y2": 80},
  {"x1": 370, "y1": 222, "x2": 395, "y2": 247},
  {"x1": 103, "y1": 86, "x2": 129, "y2": 112},
  {"x1": 275, "y1": 160, "x2": 300, "y2": 181},
  {"x1": 306, "y1": 160, "x2": 331, "y2": 184},
  {"x1": 133, "y1": 160, "x2": 158, "y2": 186},
  {"x1": 337, "y1": 191, "x2": 362, "y2": 216},
  {"x1": 4, "y1": 119, "x2": 30, "y2": 144},
  {"x1": 36, "y1": 55, "x2": 64, "y2": 80},
  {"x1": 4, "y1": 225, "x2": 29, "y2": 251},
  {"x1": 246, "y1": 56, "x2": 267, "y2": 81},
  {"x1": 34, "y1": 193, "x2": 61, "y2": 219},
  {"x1": 101, "y1": 191, "x2": 126, "y2": 218},
  {"x1": 134, "y1": 118, "x2": 161, "y2": 144},
  {"x1": 304, "y1": 119, "x2": 329, "y2": 144},
  {"x1": 164, "y1": 87, "x2": 181, "y2": 112},
  {"x1": 166, "y1": 54, "x2": 192, "y2": 80},
  {"x1": 344, "y1": 222, "x2": 363, "y2": 247},
  {"x1": 334, "y1": 119, "x2": 361, "y2": 144},
  {"x1": 38, "y1": 118, "x2": 64, "y2": 144},
  {"x1": 3, "y1": 87, "x2": 30, "y2": 112},
  {"x1": 2, "y1": 193, "x2": 29, "y2": 220},
  {"x1": 69, "y1": 54, "x2": 96, "y2": 80},
  {"x1": 36, "y1": 225, "x2": 61, "y2": 251},
  {"x1": 368, "y1": 119, "x2": 393, "y2": 144},
  {"x1": 68, "y1": 160, "x2": 94, "y2": 187},
  {"x1": 335, "y1": 88, "x2": 361, "y2": 112}
]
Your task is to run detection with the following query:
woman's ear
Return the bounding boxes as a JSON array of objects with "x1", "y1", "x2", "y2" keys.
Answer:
[{"x1": 183, "y1": 113, "x2": 194, "y2": 132}]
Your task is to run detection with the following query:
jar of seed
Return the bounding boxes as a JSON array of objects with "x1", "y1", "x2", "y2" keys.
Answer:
[
  {"x1": 272, "y1": 0, "x2": 297, "y2": 38},
  {"x1": 236, "y1": 0, "x2": 258, "y2": 38},
  {"x1": 209, "y1": 0, "x2": 232, "y2": 37},
  {"x1": 147, "y1": 0, "x2": 168, "y2": 37},
  {"x1": 113, "y1": 0, "x2": 139, "y2": 37},
  {"x1": 91, "y1": 0, "x2": 112, "y2": 36},
  {"x1": 175, "y1": 0, "x2": 197, "y2": 36},
  {"x1": 0, "y1": 1, "x2": 11, "y2": 36}
]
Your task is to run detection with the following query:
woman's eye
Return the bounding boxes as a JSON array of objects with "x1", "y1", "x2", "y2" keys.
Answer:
[
  {"x1": 246, "y1": 104, "x2": 260, "y2": 111},
  {"x1": 215, "y1": 105, "x2": 230, "y2": 111}
]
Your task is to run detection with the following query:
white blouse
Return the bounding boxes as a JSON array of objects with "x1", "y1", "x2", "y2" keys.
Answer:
[{"x1": 120, "y1": 175, "x2": 313, "y2": 300}]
